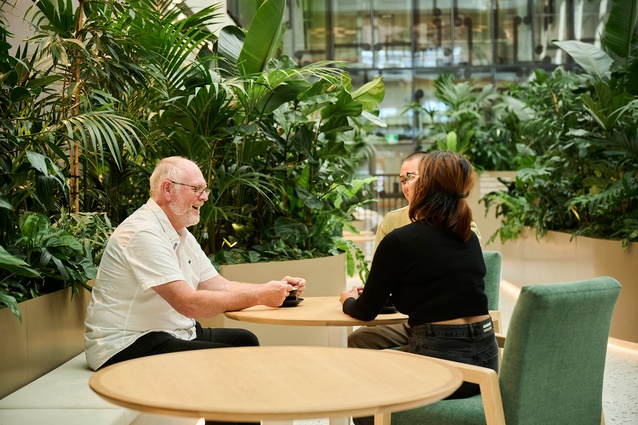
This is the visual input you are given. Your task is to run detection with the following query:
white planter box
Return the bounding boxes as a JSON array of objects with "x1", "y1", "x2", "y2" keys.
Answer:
[
  {"x1": 198, "y1": 254, "x2": 347, "y2": 346},
  {"x1": 501, "y1": 229, "x2": 638, "y2": 343},
  {"x1": 0, "y1": 287, "x2": 90, "y2": 398}
]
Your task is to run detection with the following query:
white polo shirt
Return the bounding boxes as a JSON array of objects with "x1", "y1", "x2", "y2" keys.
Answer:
[{"x1": 84, "y1": 199, "x2": 218, "y2": 370}]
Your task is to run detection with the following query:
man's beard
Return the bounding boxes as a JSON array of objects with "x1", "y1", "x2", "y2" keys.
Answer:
[{"x1": 169, "y1": 200, "x2": 200, "y2": 228}]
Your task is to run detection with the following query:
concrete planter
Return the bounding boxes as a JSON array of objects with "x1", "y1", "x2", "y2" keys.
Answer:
[
  {"x1": 501, "y1": 229, "x2": 638, "y2": 343},
  {"x1": 0, "y1": 287, "x2": 91, "y2": 399},
  {"x1": 198, "y1": 254, "x2": 347, "y2": 346},
  {"x1": 468, "y1": 170, "x2": 517, "y2": 252}
]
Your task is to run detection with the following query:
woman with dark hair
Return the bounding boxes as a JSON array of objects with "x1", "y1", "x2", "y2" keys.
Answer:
[{"x1": 341, "y1": 151, "x2": 498, "y2": 404}]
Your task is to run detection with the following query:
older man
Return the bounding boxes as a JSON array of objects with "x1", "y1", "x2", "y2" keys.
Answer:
[{"x1": 85, "y1": 156, "x2": 305, "y2": 372}]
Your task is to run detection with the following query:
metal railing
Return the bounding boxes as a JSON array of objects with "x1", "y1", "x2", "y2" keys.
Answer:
[{"x1": 352, "y1": 174, "x2": 408, "y2": 234}]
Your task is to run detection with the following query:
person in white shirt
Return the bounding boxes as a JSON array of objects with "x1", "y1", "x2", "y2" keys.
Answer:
[{"x1": 85, "y1": 156, "x2": 305, "y2": 372}]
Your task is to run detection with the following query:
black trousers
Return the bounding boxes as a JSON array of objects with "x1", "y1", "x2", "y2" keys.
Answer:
[{"x1": 101, "y1": 323, "x2": 260, "y2": 425}]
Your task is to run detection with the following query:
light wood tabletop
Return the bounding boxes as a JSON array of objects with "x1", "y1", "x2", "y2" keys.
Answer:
[
  {"x1": 224, "y1": 296, "x2": 411, "y2": 425},
  {"x1": 224, "y1": 296, "x2": 408, "y2": 327},
  {"x1": 89, "y1": 346, "x2": 462, "y2": 424}
]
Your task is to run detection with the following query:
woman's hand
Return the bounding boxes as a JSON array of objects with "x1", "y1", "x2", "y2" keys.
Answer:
[{"x1": 340, "y1": 285, "x2": 363, "y2": 305}]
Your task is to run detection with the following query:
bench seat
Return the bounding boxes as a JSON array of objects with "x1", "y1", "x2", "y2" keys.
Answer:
[{"x1": 0, "y1": 353, "x2": 198, "y2": 425}]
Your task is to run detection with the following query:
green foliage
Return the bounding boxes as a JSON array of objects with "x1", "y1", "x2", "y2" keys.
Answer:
[
  {"x1": 484, "y1": 1, "x2": 638, "y2": 248},
  {"x1": 1, "y1": 0, "x2": 384, "y2": 321},
  {"x1": 0, "y1": 212, "x2": 108, "y2": 313},
  {"x1": 405, "y1": 73, "x2": 525, "y2": 171}
]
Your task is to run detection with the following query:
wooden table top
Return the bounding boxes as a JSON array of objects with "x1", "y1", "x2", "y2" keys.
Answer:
[
  {"x1": 89, "y1": 346, "x2": 462, "y2": 422},
  {"x1": 224, "y1": 296, "x2": 409, "y2": 327}
]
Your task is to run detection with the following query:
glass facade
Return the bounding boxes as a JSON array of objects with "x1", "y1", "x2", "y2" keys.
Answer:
[{"x1": 272, "y1": 1, "x2": 608, "y2": 151}]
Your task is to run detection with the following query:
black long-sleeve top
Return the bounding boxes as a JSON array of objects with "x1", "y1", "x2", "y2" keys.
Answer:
[{"x1": 343, "y1": 222, "x2": 487, "y2": 326}]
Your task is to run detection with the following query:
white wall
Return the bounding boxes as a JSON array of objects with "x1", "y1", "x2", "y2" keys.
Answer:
[{"x1": 4, "y1": 0, "x2": 37, "y2": 54}]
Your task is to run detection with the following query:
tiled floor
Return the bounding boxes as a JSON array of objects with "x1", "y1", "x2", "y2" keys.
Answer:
[{"x1": 294, "y1": 280, "x2": 638, "y2": 425}]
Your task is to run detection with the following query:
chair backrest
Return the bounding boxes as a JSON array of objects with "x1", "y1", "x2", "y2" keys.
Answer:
[
  {"x1": 499, "y1": 277, "x2": 621, "y2": 425},
  {"x1": 482, "y1": 250, "x2": 502, "y2": 311}
]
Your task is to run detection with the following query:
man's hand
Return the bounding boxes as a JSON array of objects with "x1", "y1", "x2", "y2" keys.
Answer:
[
  {"x1": 261, "y1": 280, "x2": 295, "y2": 307},
  {"x1": 282, "y1": 276, "x2": 306, "y2": 297}
]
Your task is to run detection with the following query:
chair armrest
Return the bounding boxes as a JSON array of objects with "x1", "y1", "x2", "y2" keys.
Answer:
[
  {"x1": 489, "y1": 310, "x2": 502, "y2": 333},
  {"x1": 428, "y1": 357, "x2": 507, "y2": 425},
  {"x1": 496, "y1": 332, "x2": 506, "y2": 348}
]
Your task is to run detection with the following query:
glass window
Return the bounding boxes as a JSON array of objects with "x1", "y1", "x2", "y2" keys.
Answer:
[
  {"x1": 495, "y1": 0, "x2": 533, "y2": 64},
  {"x1": 533, "y1": 0, "x2": 563, "y2": 64},
  {"x1": 372, "y1": 0, "x2": 412, "y2": 68},
  {"x1": 378, "y1": 69, "x2": 413, "y2": 142},
  {"x1": 415, "y1": 0, "x2": 454, "y2": 67},
  {"x1": 574, "y1": 0, "x2": 609, "y2": 45},
  {"x1": 456, "y1": 1, "x2": 492, "y2": 66},
  {"x1": 288, "y1": 0, "x2": 328, "y2": 66},
  {"x1": 333, "y1": 0, "x2": 373, "y2": 68}
]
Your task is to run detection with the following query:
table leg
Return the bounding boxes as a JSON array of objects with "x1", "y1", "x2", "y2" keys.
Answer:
[
  {"x1": 328, "y1": 326, "x2": 347, "y2": 348},
  {"x1": 327, "y1": 327, "x2": 351, "y2": 425},
  {"x1": 268, "y1": 324, "x2": 349, "y2": 425},
  {"x1": 374, "y1": 412, "x2": 391, "y2": 424}
]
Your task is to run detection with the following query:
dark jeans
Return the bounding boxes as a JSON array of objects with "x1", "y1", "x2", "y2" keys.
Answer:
[
  {"x1": 101, "y1": 323, "x2": 260, "y2": 425},
  {"x1": 100, "y1": 322, "x2": 260, "y2": 369},
  {"x1": 410, "y1": 317, "x2": 499, "y2": 398},
  {"x1": 353, "y1": 317, "x2": 499, "y2": 425}
]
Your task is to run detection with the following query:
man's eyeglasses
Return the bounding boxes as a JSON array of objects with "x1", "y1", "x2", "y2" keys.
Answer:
[
  {"x1": 170, "y1": 180, "x2": 211, "y2": 197},
  {"x1": 400, "y1": 172, "x2": 419, "y2": 185}
]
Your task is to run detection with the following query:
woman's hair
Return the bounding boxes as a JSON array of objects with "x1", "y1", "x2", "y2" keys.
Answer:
[
  {"x1": 149, "y1": 156, "x2": 188, "y2": 198},
  {"x1": 408, "y1": 151, "x2": 475, "y2": 241}
]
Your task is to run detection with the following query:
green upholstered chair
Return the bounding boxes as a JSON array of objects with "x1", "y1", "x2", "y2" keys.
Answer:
[
  {"x1": 391, "y1": 276, "x2": 621, "y2": 425},
  {"x1": 482, "y1": 251, "x2": 502, "y2": 332}
]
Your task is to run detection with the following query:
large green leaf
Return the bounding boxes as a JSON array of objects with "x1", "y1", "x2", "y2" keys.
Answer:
[
  {"x1": 237, "y1": 0, "x2": 285, "y2": 75},
  {"x1": 256, "y1": 80, "x2": 311, "y2": 114},
  {"x1": 0, "y1": 293, "x2": 22, "y2": 323},
  {"x1": 321, "y1": 89, "x2": 362, "y2": 121},
  {"x1": 604, "y1": 0, "x2": 638, "y2": 59},
  {"x1": 350, "y1": 77, "x2": 386, "y2": 111},
  {"x1": 217, "y1": 25, "x2": 245, "y2": 77},
  {"x1": 0, "y1": 245, "x2": 40, "y2": 277},
  {"x1": 553, "y1": 40, "x2": 613, "y2": 78},
  {"x1": 0, "y1": 194, "x2": 12, "y2": 210}
]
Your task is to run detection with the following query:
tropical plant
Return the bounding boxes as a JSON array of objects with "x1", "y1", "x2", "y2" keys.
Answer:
[
  {"x1": 0, "y1": 0, "x2": 223, "y2": 316},
  {"x1": 483, "y1": 0, "x2": 638, "y2": 248},
  {"x1": 1, "y1": 0, "x2": 385, "y2": 320},
  {"x1": 0, "y1": 211, "x2": 111, "y2": 321},
  {"x1": 402, "y1": 73, "x2": 525, "y2": 171},
  {"x1": 156, "y1": 0, "x2": 386, "y2": 278}
]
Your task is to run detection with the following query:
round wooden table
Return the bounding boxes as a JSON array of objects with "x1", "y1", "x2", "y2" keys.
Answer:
[
  {"x1": 89, "y1": 346, "x2": 462, "y2": 424},
  {"x1": 225, "y1": 296, "x2": 408, "y2": 347},
  {"x1": 224, "y1": 296, "x2": 412, "y2": 425}
]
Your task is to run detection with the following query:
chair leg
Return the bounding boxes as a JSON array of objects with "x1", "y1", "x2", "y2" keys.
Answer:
[{"x1": 601, "y1": 407, "x2": 605, "y2": 425}]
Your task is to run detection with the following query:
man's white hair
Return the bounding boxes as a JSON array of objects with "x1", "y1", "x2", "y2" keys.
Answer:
[{"x1": 149, "y1": 156, "x2": 193, "y2": 198}]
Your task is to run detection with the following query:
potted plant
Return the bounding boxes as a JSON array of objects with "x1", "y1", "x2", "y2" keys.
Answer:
[
  {"x1": 403, "y1": 74, "x2": 526, "y2": 172},
  {"x1": 1, "y1": 0, "x2": 385, "y2": 352},
  {"x1": 482, "y1": 0, "x2": 638, "y2": 342},
  {"x1": 140, "y1": 0, "x2": 385, "y2": 278},
  {"x1": 1, "y1": 0, "x2": 237, "y2": 396},
  {"x1": 150, "y1": 0, "x2": 387, "y2": 343}
]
